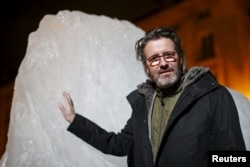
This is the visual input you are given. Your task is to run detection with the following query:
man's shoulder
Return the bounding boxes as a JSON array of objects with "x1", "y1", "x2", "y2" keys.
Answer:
[
  {"x1": 126, "y1": 89, "x2": 142, "y2": 103},
  {"x1": 184, "y1": 66, "x2": 219, "y2": 88}
]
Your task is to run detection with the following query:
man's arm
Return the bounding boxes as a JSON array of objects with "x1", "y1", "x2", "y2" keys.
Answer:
[
  {"x1": 58, "y1": 91, "x2": 133, "y2": 156},
  {"x1": 212, "y1": 86, "x2": 246, "y2": 150}
]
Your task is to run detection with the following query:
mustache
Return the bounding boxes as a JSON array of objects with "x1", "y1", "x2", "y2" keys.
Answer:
[{"x1": 158, "y1": 68, "x2": 173, "y2": 74}]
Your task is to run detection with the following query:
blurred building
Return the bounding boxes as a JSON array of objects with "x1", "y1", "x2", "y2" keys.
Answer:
[
  {"x1": 0, "y1": 0, "x2": 249, "y2": 158},
  {"x1": 136, "y1": 0, "x2": 250, "y2": 99},
  {"x1": 0, "y1": 81, "x2": 14, "y2": 157}
]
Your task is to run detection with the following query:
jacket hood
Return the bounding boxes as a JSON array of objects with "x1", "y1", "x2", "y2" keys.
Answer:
[
  {"x1": 182, "y1": 66, "x2": 210, "y2": 88},
  {"x1": 137, "y1": 66, "x2": 210, "y2": 111}
]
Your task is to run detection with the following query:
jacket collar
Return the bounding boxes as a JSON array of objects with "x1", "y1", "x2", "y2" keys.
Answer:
[{"x1": 137, "y1": 66, "x2": 211, "y2": 110}]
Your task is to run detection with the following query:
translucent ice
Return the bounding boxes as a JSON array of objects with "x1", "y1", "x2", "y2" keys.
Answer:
[
  {"x1": 0, "y1": 10, "x2": 249, "y2": 167},
  {"x1": 0, "y1": 10, "x2": 146, "y2": 167},
  {"x1": 228, "y1": 89, "x2": 250, "y2": 150}
]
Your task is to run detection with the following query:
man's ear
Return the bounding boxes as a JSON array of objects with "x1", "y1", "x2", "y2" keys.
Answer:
[
  {"x1": 179, "y1": 57, "x2": 183, "y2": 64},
  {"x1": 145, "y1": 66, "x2": 151, "y2": 77},
  {"x1": 179, "y1": 57, "x2": 185, "y2": 72},
  {"x1": 144, "y1": 65, "x2": 149, "y2": 74}
]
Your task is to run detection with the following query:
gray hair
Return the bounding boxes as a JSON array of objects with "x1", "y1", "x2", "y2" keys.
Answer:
[{"x1": 135, "y1": 27, "x2": 186, "y2": 72}]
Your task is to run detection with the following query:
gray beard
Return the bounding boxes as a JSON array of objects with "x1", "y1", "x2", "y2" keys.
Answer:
[{"x1": 156, "y1": 70, "x2": 181, "y2": 89}]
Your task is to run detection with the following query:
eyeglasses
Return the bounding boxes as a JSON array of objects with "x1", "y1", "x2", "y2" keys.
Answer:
[{"x1": 146, "y1": 51, "x2": 177, "y2": 67}]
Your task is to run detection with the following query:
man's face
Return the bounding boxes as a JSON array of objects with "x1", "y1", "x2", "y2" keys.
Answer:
[{"x1": 144, "y1": 38, "x2": 182, "y2": 89}]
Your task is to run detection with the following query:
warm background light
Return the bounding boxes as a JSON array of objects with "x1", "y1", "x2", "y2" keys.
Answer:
[
  {"x1": 0, "y1": 0, "x2": 249, "y2": 159},
  {"x1": 135, "y1": 0, "x2": 250, "y2": 100}
]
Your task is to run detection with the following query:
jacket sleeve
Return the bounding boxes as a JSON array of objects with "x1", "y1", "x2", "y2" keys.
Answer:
[
  {"x1": 67, "y1": 113, "x2": 133, "y2": 156},
  {"x1": 212, "y1": 86, "x2": 246, "y2": 150}
]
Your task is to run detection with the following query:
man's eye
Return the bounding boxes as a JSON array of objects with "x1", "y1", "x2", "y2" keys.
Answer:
[{"x1": 150, "y1": 57, "x2": 159, "y2": 61}]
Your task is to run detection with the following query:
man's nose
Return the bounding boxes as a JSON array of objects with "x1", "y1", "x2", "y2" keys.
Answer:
[{"x1": 159, "y1": 56, "x2": 168, "y2": 66}]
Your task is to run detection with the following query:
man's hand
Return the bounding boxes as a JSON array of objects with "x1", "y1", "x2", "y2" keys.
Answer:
[{"x1": 58, "y1": 91, "x2": 76, "y2": 123}]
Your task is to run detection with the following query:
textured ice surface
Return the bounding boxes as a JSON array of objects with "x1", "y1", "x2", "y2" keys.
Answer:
[
  {"x1": 228, "y1": 89, "x2": 250, "y2": 150},
  {"x1": 0, "y1": 10, "x2": 146, "y2": 167},
  {"x1": 1, "y1": 10, "x2": 250, "y2": 167}
]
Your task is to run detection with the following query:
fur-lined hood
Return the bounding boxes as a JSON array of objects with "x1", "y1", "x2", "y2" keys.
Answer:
[{"x1": 137, "y1": 66, "x2": 210, "y2": 110}]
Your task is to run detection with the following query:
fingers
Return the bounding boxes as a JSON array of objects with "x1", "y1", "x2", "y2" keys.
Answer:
[
  {"x1": 64, "y1": 91, "x2": 75, "y2": 107},
  {"x1": 57, "y1": 101, "x2": 65, "y2": 112},
  {"x1": 58, "y1": 91, "x2": 76, "y2": 123}
]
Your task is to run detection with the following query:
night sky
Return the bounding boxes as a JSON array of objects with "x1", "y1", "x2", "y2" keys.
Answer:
[{"x1": 1, "y1": 0, "x2": 177, "y2": 86}]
